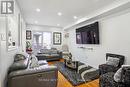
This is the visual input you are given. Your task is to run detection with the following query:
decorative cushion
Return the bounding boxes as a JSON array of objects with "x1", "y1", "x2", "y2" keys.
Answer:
[
  {"x1": 50, "y1": 54, "x2": 59, "y2": 56},
  {"x1": 30, "y1": 55, "x2": 39, "y2": 68},
  {"x1": 51, "y1": 47, "x2": 57, "y2": 50},
  {"x1": 114, "y1": 68, "x2": 123, "y2": 82},
  {"x1": 106, "y1": 57, "x2": 119, "y2": 67}
]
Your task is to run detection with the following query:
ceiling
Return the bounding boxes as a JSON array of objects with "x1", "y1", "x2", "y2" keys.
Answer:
[{"x1": 17, "y1": 0, "x2": 117, "y2": 28}]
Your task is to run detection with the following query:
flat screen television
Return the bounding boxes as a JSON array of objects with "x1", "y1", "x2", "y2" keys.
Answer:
[{"x1": 76, "y1": 22, "x2": 99, "y2": 44}]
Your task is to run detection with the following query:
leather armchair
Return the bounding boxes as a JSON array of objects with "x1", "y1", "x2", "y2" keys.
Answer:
[
  {"x1": 7, "y1": 53, "x2": 58, "y2": 87},
  {"x1": 8, "y1": 65, "x2": 58, "y2": 87},
  {"x1": 100, "y1": 67, "x2": 130, "y2": 87},
  {"x1": 99, "y1": 53, "x2": 125, "y2": 75}
]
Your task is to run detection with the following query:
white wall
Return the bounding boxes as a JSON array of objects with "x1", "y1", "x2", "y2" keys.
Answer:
[
  {"x1": 65, "y1": 9, "x2": 130, "y2": 68},
  {"x1": 27, "y1": 24, "x2": 63, "y2": 50},
  {"x1": 0, "y1": 0, "x2": 26, "y2": 87}
]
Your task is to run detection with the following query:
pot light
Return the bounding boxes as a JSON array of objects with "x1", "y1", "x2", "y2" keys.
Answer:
[
  {"x1": 57, "y1": 12, "x2": 62, "y2": 16},
  {"x1": 36, "y1": 8, "x2": 40, "y2": 12},
  {"x1": 57, "y1": 24, "x2": 60, "y2": 26},
  {"x1": 35, "y1": 21, "x2": 38, "y2": 24},
  {"x1": 73, "y1": 16, "x2": 77, "y2": 19}
]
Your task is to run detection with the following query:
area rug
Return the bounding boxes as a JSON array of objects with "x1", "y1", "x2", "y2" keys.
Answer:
[{"x1": 54, "y1": 62, "x2": 99, "y2": 86}]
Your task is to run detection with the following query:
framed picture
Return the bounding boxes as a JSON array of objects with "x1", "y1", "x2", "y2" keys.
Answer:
[
  {"x1": 26, "y1": 30, "x2": 32, "y2": 40},
  {"x1": 6, "y1": 16, "x2": 17, "y2": 51},
  {"x1": 53, "y1": 32, "x2": 62, "y2": 45}
]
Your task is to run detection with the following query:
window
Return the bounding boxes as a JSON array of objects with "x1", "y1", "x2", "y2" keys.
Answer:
[
  {"x1": 32, "y1": 31, "x2": 52, "y2": 51},
  {"x1": 43, "y1": 32, "x2": 51, "y2": 49}
]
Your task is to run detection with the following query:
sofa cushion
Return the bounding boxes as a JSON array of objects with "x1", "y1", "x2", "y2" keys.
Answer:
[
  {"x1": 50, "y1": 50, "x2": 58, "y2": 54},
  {"x1": 106, "y1": 57, "x2": 119, "y2": 67},
  {"x1": 9, "y1": 58, "x2": 29, "y2": 72},
  {"x1": 50, "y1": 54, "x2": 59, "y2": 57},
  {"x1": 40, "y1": 49, "x2": 50, "y2": 54}
]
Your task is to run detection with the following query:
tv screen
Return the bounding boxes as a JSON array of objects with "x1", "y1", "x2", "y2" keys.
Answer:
[{"x1": 76, "y1": 22, "x2": 99, "y2": 44}]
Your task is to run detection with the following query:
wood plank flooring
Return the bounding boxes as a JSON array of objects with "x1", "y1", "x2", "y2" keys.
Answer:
[{"x1": 48, "y1": 59, "x2": 99, "y2": 87}]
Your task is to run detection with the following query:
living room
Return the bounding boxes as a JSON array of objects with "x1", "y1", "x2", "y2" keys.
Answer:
[{"x1": 0, "y1": 0, "x2": 130, "y2": 87}]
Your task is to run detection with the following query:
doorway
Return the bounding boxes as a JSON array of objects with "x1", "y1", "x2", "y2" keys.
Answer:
[{"x1": 32, "y1": 31, "x2": 52, "y2": 53}]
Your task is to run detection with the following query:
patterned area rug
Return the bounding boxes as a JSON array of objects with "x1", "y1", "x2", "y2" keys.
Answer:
[{"x1": 54, "y1": 62, "x2": 99, "y2": 86}]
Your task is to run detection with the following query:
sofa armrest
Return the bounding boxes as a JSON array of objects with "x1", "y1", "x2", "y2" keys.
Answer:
[
  {"x1": 8, "y1": 65, "x2": 58, "y2": 87},
  {"x1": 99, "y1": 64, "x2": 119, "y2": 75},
  {"x1": 9, "y1": 58, "x2": 29, "y2": 73},
  {"x1": 122, "y1": 67, "x2": 130, "y2": 85},
  {"x1": 9, "y1": 65, "x2": 58, "y2": 78}
]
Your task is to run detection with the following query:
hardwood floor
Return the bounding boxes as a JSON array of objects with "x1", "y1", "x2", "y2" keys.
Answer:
[
  {"x1": 57, "y1": 71, "x2": 99, "y2": 87},
  {"x1": 48, "y1": 59, "x2": 99, "y2": 87}
]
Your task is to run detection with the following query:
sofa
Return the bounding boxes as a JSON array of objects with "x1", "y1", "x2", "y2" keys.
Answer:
[
  {"x1": 36, "y1": 48, "x2": 62, "y2": 61},
  {"x1": 98, "y1": 53, "x2": 130, "y2": 87},
  {"x1": 99, "y1": 53, "x2": 125, "y2": 75},
  {"x1": 100, "y1": 67, "x2": 130, "y2": 87},
  {"x1": 7, "y1": 53, "x2": 58, "y2": 87}
]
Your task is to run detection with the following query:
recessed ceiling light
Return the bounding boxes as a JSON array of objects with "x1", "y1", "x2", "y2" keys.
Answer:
[
  {"x1": 35, "y1": 21, "x2": 38, "y2": 24},
  {"x1": 73, "y1": 16, "x2": 77, "y2": 19},
  {"x1": 57, "y1": 12, "x2": 62, "y2": 16},
  {"x1": 36, "y1": 8, "x2": 40, "y2": 12},
  {"x1": 57, "y1": 24, "x2": 60, "y2": 26}
]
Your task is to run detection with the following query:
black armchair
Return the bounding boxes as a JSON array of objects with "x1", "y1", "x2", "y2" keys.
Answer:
[
  {"x1": 99, "y1": 67, "x2": 130, "y2": 87},
  {"x1": 99, "y1": 53, "x2": 125, "y2": 75}
]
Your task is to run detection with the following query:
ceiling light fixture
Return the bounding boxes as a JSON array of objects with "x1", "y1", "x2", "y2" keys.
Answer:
[
  {"x1": 73, "y1": 16, "x2": 77, "y2": 19},
  {"x1": 35, "y1": 21, "x2": 38, "y2": 24},
  {"x1": 36, "y1": 8, "x2": 40, "y2": 12},
  {"x1": 57, "y1": 12, "x2": 62, "y2": 16},
  {"x1": 57, "y1": 24, "x2": 60, "y2": 26}
]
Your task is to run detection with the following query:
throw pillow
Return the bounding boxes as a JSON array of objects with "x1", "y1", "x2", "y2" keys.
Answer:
[
  {"x1": 114, "y1": 68, "x2": 123, "y2": 82},
  {"x1": 106, "y1": 57, "x2": 119, "y2": 67},
  {"x1": 30, "y1": 55, "x2": 39, "y2": 68}
]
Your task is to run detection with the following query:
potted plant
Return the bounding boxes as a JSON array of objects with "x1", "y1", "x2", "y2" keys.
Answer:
[{"x1": 26, "y1": 41, "x2": 32, "y2": 52}]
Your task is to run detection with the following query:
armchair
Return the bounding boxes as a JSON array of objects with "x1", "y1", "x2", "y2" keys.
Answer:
[
  {"x1": 100, "y1": 67, "x2": 130, "y2": 87},
  {"x1": 7, "y1": 53, "x2": 58, "y2": 87},
  {"x1": 99, "y1": 53, "x2": 125, "y2": 75},
  {"x1": 8, "y1": 65, "x2": 58, "y2": 87}
]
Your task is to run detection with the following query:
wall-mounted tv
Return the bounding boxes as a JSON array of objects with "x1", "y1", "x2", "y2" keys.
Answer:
[{"x1": 76, "y1": 22, "x2": 99, "y2": 44}]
